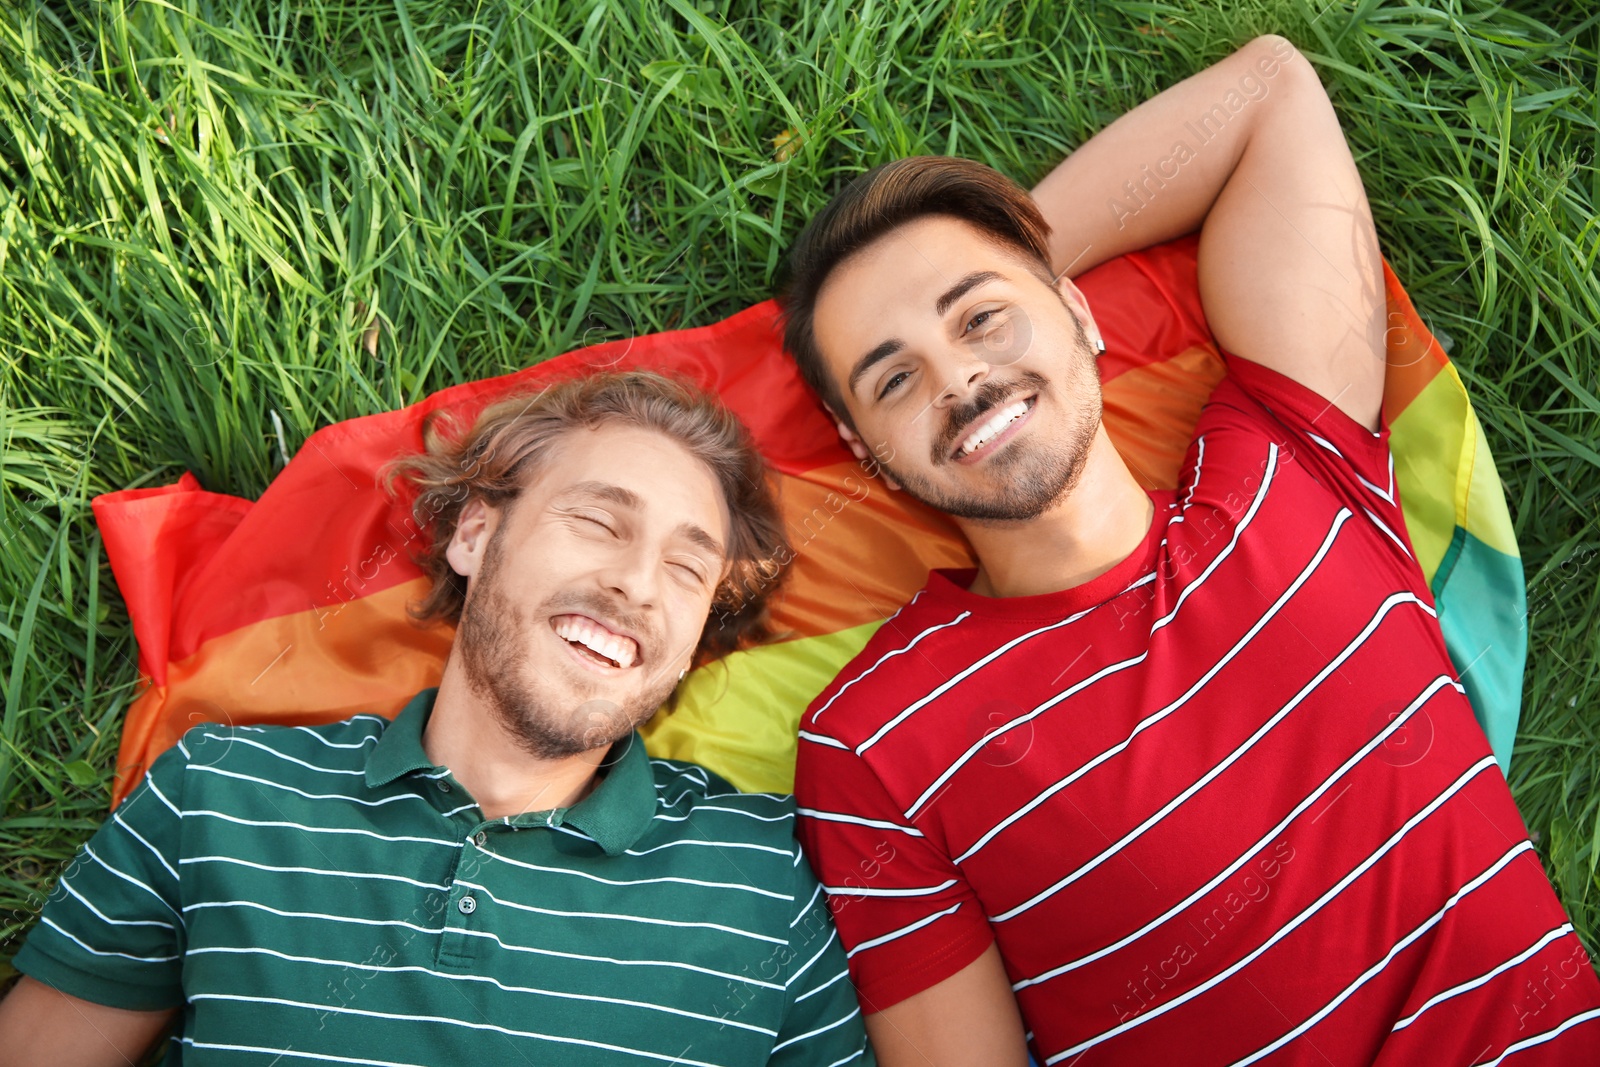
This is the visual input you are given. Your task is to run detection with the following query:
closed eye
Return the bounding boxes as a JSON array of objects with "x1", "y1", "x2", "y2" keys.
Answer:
[
  {"x1": 669, "y1": 560, "x2": 708, "y2": 584},
  {"x1": 575, "y1": 513, "x2": 615, "y2": 534}
]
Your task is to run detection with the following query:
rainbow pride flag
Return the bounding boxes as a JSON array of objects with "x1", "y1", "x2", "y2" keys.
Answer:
[{"x1": 93, "y1": 236, "x2": 1526, "y2": 805}]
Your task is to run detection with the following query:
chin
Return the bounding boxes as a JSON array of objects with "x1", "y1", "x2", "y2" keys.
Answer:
[
  {"x1": 564, "y1": 680, "x2": 668, "y2": 743},
  {"x1": 894, "y1": 442, "x2": 1086, "y2": 523}
]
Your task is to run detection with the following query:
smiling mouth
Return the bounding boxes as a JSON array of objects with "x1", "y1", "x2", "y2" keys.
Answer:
[
  {"x1": 953, "y1": 395, "x2": 1036, "y2": 460},
  {"x1": 550, "y1": 614, "x2": 640, "y2": 670}
]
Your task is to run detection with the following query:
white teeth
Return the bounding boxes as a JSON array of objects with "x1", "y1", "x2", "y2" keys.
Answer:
[
  {"x1": 552, "y1": 615, "x2": 638, "y2": 668},
  {"x1": 959, "y1": 400, "x2": 1030, "y2": 457}
]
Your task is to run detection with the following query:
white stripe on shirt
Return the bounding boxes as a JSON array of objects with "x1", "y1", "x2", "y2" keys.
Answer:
[
  {"x1": 452, "y1": 879, "x2": 786, "y2": 944},
  {"x1": 188, "y1": 959, "x2": 778, "y2": 1037},
  {"x1": 906, "y1": 445, "x2": 1281, "y2": 818},
  {"x1": 799, "y1": 730, "x2": 851, "y2": 749},
  {"x1": 110, "y1": 810, "x2": 180, "y2": 882},
  {"x1": 796, "y1": 807, "x2": 925, "y2": 837},
  {"x1": 1045, "y1": 759, "x2": 1510, "y2": 1063},
  {"x1": 194, "y1": 732, "x2": 366, "y2": 775},
  {"x1": 82, "y1": 844, "x2": 183, "y2": 921},
  {"x1": 182, "y1": 809, "x2": 459, "y2": 847},
  {"x1": 449, "y1": 926, "x2": 787, "y2": 989},
  {"x1": 481, "y1": 848, "x2": 791, "y2": 900},
  {"x1": 992, "y1": 588, "x2": 1430, "y2": 920},
  {"x1": 189, "y1": 934, "x2": 786, "y2": 992},
  {"x1": 823, "y1": 880, "x2": 958, "y2": 899},
  {"x1": 293, "y1": 724, "x2": 381, "y2": 749},
  {"x1": 1475, "y1": 1006, "x2": 1600, "y2": 1066},
  {"x1": 180, "y1": 1040, "x2": 427, "y2": 1067},
  {"x1": 1013, "y1": 674, "x2": 1465, "y2": 989},
  {"x1": 1391, "y1": 923, "x2": 1574, "y2": 1032},
  {"x1": 769, "y1": 1004, "x2": 863, "y2": 1053},
  {"x1": 1307, "y1": 431, "x2": 1343, "y2": 459},
  {"x1": 1182, "y1": 435, "x2": 1207, "y2": 508},
  {"x1": 177, "y1": 855, "x2": 449, "y2": 890},
  {"x1": 786, "y1": 926, "x2": 842, "y2": 988},
  {"x1": 792, "y1": 880, "x2": 825, "y2": 928},
  {"x1": 846, "y1": 902, "x2": 964, "y2": 959},
  {"x1": 187, "y1": 764, "x2": 429, "y2": 807},
  {"x1": 142, "y1": 777, "x2": 184, "y2": 818},
  {"x1": 813, "y1": 609, "x2": 971, "y2": 721},
  {"x1": 963, "y1": 509, "x2": 1357, "y2": 868},
  {"x1": 1230, "y1": 835, "x2": 1545, "y2": 1065},
  {"x1": 39, "y1": 916, "x2": 179, "y2": 963},
  {"x1": 58, "y1": 879, "x2": 175, "y2": 931},
  {"x1": 185, "y1": 1001, "x2": 739, "y2": 1067},
  {"x1": 1363, "y1": 506, "x2": 1413, "y2": 558}
]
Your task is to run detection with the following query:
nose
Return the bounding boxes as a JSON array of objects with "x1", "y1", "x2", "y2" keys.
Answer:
[
  {"x1": 597, "y1": 541, "x2": 659, "y2": 610},
  {"x1": 932, "y1": 345, "x2": 990, "y2": 410}
]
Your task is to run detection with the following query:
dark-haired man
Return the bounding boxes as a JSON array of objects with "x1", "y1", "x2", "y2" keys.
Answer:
[
  {"x1": 785, "y1": 35, "x2": 1600, "y2": 1066},
  {"x1": 1, "y1": 374, "x2": 873, "y2": 1066}
]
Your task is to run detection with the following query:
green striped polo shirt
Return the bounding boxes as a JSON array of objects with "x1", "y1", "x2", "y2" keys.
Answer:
[{"x1": 15, "y1": 689, "x2": 873, "y2": 1066}]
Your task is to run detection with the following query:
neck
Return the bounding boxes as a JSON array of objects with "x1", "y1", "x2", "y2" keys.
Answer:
[
  {"x1": 962, "y1": 426, "x2": 1154, "y2": 599},
  {"x1": 423, "y1": 659, "x2": 608, "y2": 820}
]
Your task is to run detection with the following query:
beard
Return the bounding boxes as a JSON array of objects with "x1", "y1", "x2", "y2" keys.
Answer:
[
  {"x1": 880, "y1": 319, "x2": 1103, "y2": 523},
  {"x1": 454, "y1": 527, "x2": 678, "y2": 760}
]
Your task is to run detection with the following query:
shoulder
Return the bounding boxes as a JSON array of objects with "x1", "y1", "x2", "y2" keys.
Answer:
[
  {"x1": 1195, "y1": 357, "x2": 1390, "y2": 480},
  {"x1": 1190, "y1": 373, "x2": 1299, "y2": 469},
  {"x1": 801, "y1": 584, "x2": 976, "y2": 747},
  {"x1": 1178, "y1": 369, "x2": 1347, "y2": 527},
  {"x1": 168, "y1": 716, "x2": 386, "y2": 796},
  {"x1": 179, "y1": 715, "x2": 385, "y2": 762},
  {"x1": 647, "y1": 757, "x2": 799, "y2": 847}
]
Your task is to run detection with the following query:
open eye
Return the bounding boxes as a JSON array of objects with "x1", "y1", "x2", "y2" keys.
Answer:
[
  {"x1": 878, "y1": 370, "x2": 911, "y2": 400},
  {"x1": 964, "y1": 309, "x2": 997, "y2": 334}
]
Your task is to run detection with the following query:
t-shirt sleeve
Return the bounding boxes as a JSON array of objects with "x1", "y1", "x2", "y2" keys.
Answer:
[
  {"x1": 1202, "y1": 353, "x2": 1417, "y2": 566},
  {"x1": 768, "y1": 842, "x2": 876, "y2": 1066},
  {"x1": 11, "y1": 740, "x2": 189, "y2": 1010},
  {"x1": 795, "y1": 734, "x2": 992, "y2": 1012}
]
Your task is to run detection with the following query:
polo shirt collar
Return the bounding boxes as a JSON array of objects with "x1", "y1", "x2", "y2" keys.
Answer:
[
  {"x1": 365, "y1": 688, "x2": 438, "y2": 789},
  {"x1": 366, "y1": 688, "x2": 656, "y2": 856},
  {"x1": 563, "y1": 733, "x2": 655, "y2": 856}
]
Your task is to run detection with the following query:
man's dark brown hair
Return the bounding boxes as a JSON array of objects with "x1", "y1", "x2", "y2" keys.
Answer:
[
  {"x1": 779, "y1": 156, "x2": 1057, "y2": 422},
  {"x1": 386, "y1": 371, "x2": 791, "y2": 667}
]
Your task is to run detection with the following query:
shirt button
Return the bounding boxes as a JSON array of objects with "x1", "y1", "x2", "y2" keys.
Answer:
[
  {"x1": 457, "y1": 895, "x2": 477, "y2": 915},
  {"x1": 473, "y1": 831, "x2": 487, "y2": 847},
  {"x1": 438, "y1": 780, "x2": 452, "y2": 793}
]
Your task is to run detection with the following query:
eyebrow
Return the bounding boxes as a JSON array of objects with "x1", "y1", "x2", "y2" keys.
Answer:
[
  {"x1": 934, "y1": 270, "x2": 1004, "y2": 316},
  {"x1": 561, "y1": 481, "x2": 642, "y2": 508},
  {"x1": 560, "y1": 481, "x2": 726, "y2": 560},
  {"x1": 674, "y1": 522, "x2": 726, "y2": 561},
  {"x1": 846, "y1": 270, "x2": 1008, "y2": 397},
  {"x1": 848, "y1": 338, "x2": 904, "y2": 396}
]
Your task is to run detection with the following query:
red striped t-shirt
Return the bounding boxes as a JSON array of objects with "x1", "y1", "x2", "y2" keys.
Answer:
[{"x1": 795, "y1": 355, "x2": 1600, "y2": 1065}]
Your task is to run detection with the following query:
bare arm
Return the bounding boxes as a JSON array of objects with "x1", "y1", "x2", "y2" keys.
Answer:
[
  {"x1": 0, "y1": 976, "x2": 176, "y2": 1066},
  {"x1": 863, "y1": 944, "x2": 1030, "y2": 1067},
  {"x1": 1033, "y1": 35, "x2": 1386, "y2": 429}
]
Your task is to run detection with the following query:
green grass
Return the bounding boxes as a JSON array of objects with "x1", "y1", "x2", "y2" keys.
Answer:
[{"x1": 1, "y1": 0, "x2": 1597, "y2": 979}]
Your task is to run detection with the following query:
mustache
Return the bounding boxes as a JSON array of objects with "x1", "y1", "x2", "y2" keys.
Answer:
[
  {"x1": 541, "y1": 590, "x2": 658, "y2": 662},
  {"x1": 935, "y1": 371, "x2": 1049, "y2": 460}
]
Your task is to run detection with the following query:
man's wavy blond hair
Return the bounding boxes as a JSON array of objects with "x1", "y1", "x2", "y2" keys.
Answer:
[{"x1": 385, "y1": 371, "x2": 791, "y2": 666}]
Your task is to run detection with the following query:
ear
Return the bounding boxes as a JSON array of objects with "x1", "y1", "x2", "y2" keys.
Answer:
[
  {"x1": 1053, "y1": 275, "x2": 1106, "y2": 352},
  {"x1": 445, "y1": 497, "x2": 497, "y2": 581},
  {"x1": 828, "y1": 406, "x2": 903, "y2": 492},
  {"x1": 827, "y1": 404, "x2": 872, "y2": 463}
]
